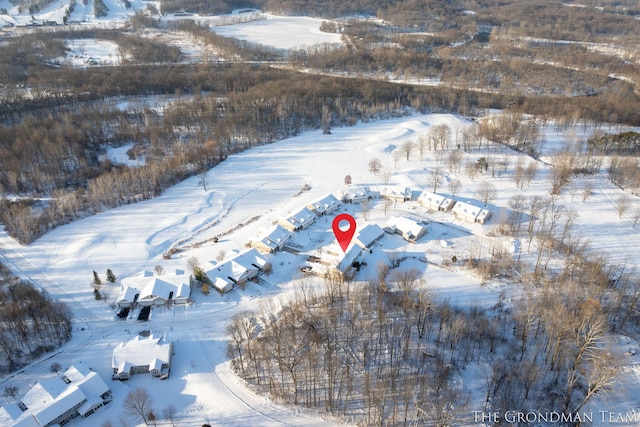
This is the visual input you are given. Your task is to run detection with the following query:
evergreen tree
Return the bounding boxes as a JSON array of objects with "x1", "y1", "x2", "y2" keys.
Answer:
[
  {"x1": 93, "y1": 270, "x2": 102, "y2": 289},
  {"x1": 106, "y1": 268, "x2": 117, "y2": 284}
]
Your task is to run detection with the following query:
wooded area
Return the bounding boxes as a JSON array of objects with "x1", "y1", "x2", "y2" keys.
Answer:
[{"x1": 0, "y1": 263, "x2": 73, "y2": 373}]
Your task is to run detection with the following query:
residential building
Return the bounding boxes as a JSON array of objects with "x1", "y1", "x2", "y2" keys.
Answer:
[
  {"x1": 117, "y1": 269, "x2": 191, "y2": 308},
  {"x1": 112, "y1": 334, "x2": 173, "y2": 380},
  {"x1": 381, "y1": 187, "x2": 412, "y2": 202},
  {"x1": 384, "y1": 216, "x2": 428, "y2": 243},
  {"x1": 337, "y1": 186, "x2": 379, "y2": 203},
  {"x1": 418, "y1": 192, "x2": 456, "y2": 212},
  {"x1": 0, "y1": 363, "x2": 111, "y2": 427},
  {"x1": 278, "y1": 207, "x2": 317, "y2": 231},
  {"x1": 203, "y1": 248, "x2": 270, "y2": 293},
  {"x1": 452, "y1": 200, "x2": 492, "y2": 224},
  {"x1": 248, "y1": 225, "x2": 292, "y2": 253},
  {"x1": 306, "y1": 194, "x2": 341, "y2": 216},
  {"x1": 353, "y1": 223, "x2": 385, "y2": 250}
]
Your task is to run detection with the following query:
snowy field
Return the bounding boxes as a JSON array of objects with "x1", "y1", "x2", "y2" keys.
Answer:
[
  {"x1": 209, "y1": 13, "x2": 343, "y2": 51},
  {"x1": 64, "y1": 39, "x2": 121, "y2": 67},
  {"x1": 2, "y1": 113, "x2": 640, "y2": 425}
]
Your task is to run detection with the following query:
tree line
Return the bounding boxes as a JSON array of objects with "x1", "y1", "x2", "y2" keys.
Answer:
[
  {"x1": 0, "y1": 65, "x2": 507, "y2": 243},
  {"x1": 0, "y1": 263, "x2": 73, "y2": 373},
  {"x1": 227, "y1": 240, "x2": 631, "y2": 425}
]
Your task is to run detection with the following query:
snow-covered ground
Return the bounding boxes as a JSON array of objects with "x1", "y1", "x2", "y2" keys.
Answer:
[
  {"x1": 209, "y1": 13, "x2": 342, "y2": 51},
  {"x1": 63, "y1": 38, "x2": 121, "y2": 66},
  {"x1": 2, "y1": 113, "x2": 640, "y2": 426}
]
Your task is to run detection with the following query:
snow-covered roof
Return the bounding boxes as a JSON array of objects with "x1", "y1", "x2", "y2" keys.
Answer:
[
  {"x1": 418, "y1": 192, "x2": 455, "y2": 210},
  {"x1": 205, "y1": 260, "x2": 248, "y2": 283},
  {"x1": 139, "y1": 278, "x2": 178, "y2": 301},
  {"x1": 33, "y1": 386, "x2": 85, "y2": 426},
  {"x1": 119, "y1": 270, "x2": 191, "y2": 304},
  {"x1": 338, "y1": 186, "x2": 379, "y2": 202},
  {"x1": 117, "y1": 285, "x2": 139, "y2": 303},
  {"x1": 5, "y1": 363, "x2": 111, "y2": 427},
  {"x1": 281, "y1": 207, "x2": 317, "y2": 229},
  {"x1": 382, "y1": 187, "x2": 412, "y2": 200},
  {"x1": 307, "y1": 194, "x2": 341, "y2": 215},
  {"x1": 452, "y1": 200, "x2": 491, "y2": 222},
  {"x1": 13, "y1": 414, "x2": 41, "y2": 427},
  {"x1": 0, "y1": 404, "x2": 22, "y2": 423},
  {"x1": 386, "y1": 216, "x2": 428, "y2": 240},
  {"x1": 354, "y1": 224, "x2": 385, "y2": 249},
  {"x1": 212, "y1": 276, "x2": 234, "y2": 293},
  {"x1": 112, "y1": 335, "x2": 172, "y2": 374},
  {"x1": 232, "y1": 248, "x2": 270, "y2": 271},
  {"x1": 64, "y1": 363, "x2": 110, "y2": 403},
  {"x1": 335, "y1": 245, "x2": 363, "y2": 274},
  {"x1": 250, "y1": 225, "x2": 292, "y2": 251}
]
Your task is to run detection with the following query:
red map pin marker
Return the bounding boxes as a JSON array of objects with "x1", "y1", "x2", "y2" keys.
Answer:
[{"x1": 332, "y1": 213, "x2": 357, "y2": 253}]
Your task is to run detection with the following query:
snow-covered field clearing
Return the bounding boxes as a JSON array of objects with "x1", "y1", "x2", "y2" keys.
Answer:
[
  {"x1": 2, "y1": 113, "x2": 640, "y2": 425},
  {"x1": 209, "y1": 13, "x2": 343, "y2": 51},
  {"x1": 63, "y1": 38, "x2": 121, "y2": 66}
]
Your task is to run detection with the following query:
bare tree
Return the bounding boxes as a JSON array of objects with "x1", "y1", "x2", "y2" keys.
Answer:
[
  {"x1": 632, "y1": 208, "x2": 640, "y2": 228},
  {"x1": 448, "y1": 178, "x2": 461, "y2": 197},
  {"x1": 392, "y1": 150, "x2": 403, "y2": 168},
  {"x1": 617, "y1": 195, "x2": 630, "y2": 218},
  {"x1": 447, "y1": 150, "x2": 462, "y2": 174},
  {"x1": 383, "y1": 198, "x2": 393, "y2": 215},
  {"x1": 417, "y1": 134, "x2": 428, "y2": 161},
  {"x1": 399, "y1": 140, "x2": 416, "y2": 161},
  {"x1": 513, "y1": 157, "x2": 525, "y2": 189},
  {"x1": 430, "y1": 166, "x2": 444, "y2": 193},
  {"x1": 549, "y1": 152, "x2": 575, "y2": 195},
  {"x1": 475, "y1": 182, "x2": 497, "y2": 205},
  {"x1": 123, "y1": 388, "x2": 154, "y2": 425},
  {"x1": 429, "y1": 124, "x2": 450, "y2": 151},
  {"x1": 198, "y1": 169, "x2": 208, "y2": 191},
  {"x1": 582, "y1": 180, "x2": 593, "y2": 202},
  {"x1": 382, "y1": 168, "x2": 392, "y2": 185},
  {"x1": 163, "y1": 404, "x2": 177, "y2": 427},
  {"x1": 368, "y1": 158, "x2": 382, "y2": 175},
  {"x1": 465, "y1": 160, "x2": 478, "y2": 181},
  {"x1": 525, "y1": 160, "x2": 538, "y2": 186},
  {"x1": 361, "y1": 199, "x2": 370, "y2": 221}
]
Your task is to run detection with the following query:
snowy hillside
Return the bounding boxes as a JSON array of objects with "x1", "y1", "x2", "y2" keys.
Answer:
[{"x1": 2, "y1": 113, "x2": 640, "y2": 426}]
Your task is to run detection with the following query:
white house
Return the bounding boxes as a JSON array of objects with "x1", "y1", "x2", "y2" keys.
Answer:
[
  {"x1": 1, "y1": 363, "x2": 112, "y2": 427},
  {"x1": 203, "y1": 248, "x2": 270, "y2": 293},
  {"x1": 337, "y1": 186, "x2": 379, "y2": 203},
  {"x1": 381, "y1": 187, "x2": 412, "y2": 203},
  {"x1": 248, "y1": 225, "x2": 292, "y2": 253},
  {"x1": 354, "y1": 223, "x2": 385, "y2": 250},
  {"x1": 385, "y1": 216, "x2": 428, "y2": 243},
  {"x1": 118, "y1": 269, "x2": 191, "y2": 307},
  {"x1": 418, "y1": 192, "x2": 456, "y2": 212},
  {"x1": 332, "y1": 245, "x2": 363, "y2": 280},
  {"x1": 232, "y1": 248, "x2": 271, "y2": 278},
  {"x1": 112, "y1": 334, "x2": 173, "y2": 380},
  {"x1": 278, "y1": 207, "x2": 317, "y2": 231},
  {"x1": 204, "y1": 259, "x2": 250, "y2": 293},
  {"x1": 307, "y1": 193, "x2": 341, "y2": 216},
  {"x1": 452, "y1": 200, "x2": 492, "y2": 224}
]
